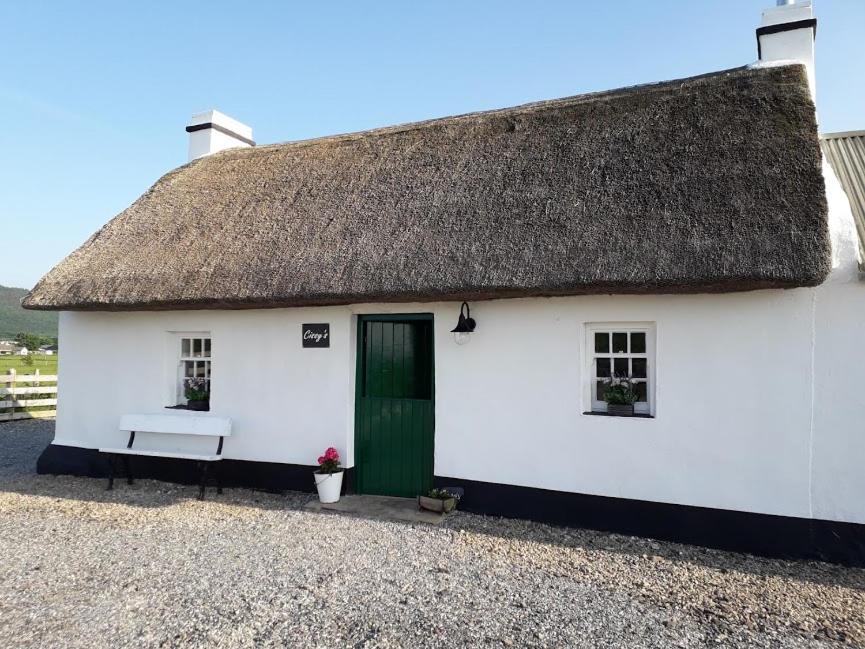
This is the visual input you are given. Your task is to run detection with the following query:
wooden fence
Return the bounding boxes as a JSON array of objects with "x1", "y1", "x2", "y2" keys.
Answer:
[{"x1": 0, "y1": 369, "x2": 57, "y2": 422}]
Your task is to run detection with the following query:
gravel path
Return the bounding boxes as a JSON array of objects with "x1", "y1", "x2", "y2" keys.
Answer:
[
  {"x1": 0, "y1": 418, "x2": 54, "y2": 479},
  {"x1": 1, "y1": 420, "x2": 863, "y2": 648}
]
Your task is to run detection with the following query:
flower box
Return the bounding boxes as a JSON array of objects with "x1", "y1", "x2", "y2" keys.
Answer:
[
  {"x1": 607, "y1": 403, "x2": 634, "y2": 417},
  {"x1": 418, "y1": 495, "x2": 457, "y2": 513}
]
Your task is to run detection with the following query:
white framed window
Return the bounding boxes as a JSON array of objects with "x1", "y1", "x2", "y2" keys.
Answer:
[
  {"x1": 177, "y1": 335, "x2": 211, "y2": 405},
  {"x1": 586, "y1": 323, "x2": 655, "y2": 416}
]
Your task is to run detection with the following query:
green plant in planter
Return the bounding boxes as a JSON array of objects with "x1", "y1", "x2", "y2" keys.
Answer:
[
  {"x1": 427, "y1": 488, "x2": 460, "y2": 502},
  {"x1": 184, "y1": 378, "x2": 209, "y2": 402},
  {"x1": 419, "y1": 487, "x2": 461, "y2": 513},
  {"x1": 603, "y1": 376, "x2": 639, "y2": 406}
]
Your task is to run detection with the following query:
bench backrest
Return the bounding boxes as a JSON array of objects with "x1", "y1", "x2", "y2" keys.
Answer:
[{"x1": 120, "y1": 414, "x2": 232, "y2": 437}]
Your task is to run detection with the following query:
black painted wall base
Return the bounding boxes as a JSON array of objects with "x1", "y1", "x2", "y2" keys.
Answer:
[
  {"x1": 434, "y1": 475, "x2": 865, "y2": 567},
  {"x1": 37, "y1": 444, "x2": 354, "y2": 496}
]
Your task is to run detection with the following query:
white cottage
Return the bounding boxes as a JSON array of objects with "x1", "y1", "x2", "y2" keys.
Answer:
[{"x1": 24, "y1": 1, "x2": 865, "y2": 563}]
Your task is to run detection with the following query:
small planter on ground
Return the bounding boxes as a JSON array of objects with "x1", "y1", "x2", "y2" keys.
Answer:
[
  {"x1": 418, "y1": 488, "x2": 460, "y2": 513},
  {"x1": 602, "y1": 376, "x2": 638, "y2": 417},
  {"x1": 314, "y1": 446, "x2": 343, "y2": 503}
]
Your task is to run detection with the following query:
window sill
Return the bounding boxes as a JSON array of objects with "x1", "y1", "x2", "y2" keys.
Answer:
[
  {"x1": 583, "y1": 411, "x2": 654, "y2": 419},
  {"x1": 165, "y1": 405, "x2": 211, "y2": 412}
]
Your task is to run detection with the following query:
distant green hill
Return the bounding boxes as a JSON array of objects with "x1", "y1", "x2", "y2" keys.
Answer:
[{"x1": 0, "y1": 286, "x2": 58, "y2": 339}]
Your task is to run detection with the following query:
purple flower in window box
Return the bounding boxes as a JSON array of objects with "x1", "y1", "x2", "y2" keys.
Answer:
[
  {"x1": 603, "y1": 375, "x2": 638, "y2": 416},
  {"x1": 184, "y1": 378, "x2": 209, "y2": 411}
]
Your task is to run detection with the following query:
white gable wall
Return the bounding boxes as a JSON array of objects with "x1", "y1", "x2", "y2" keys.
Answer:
[{"x1": 809, "y1": 157, "x2": 865, "y2": 523}]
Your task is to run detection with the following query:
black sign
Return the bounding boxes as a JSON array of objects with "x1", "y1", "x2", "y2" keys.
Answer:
[{"x1": 302, "y1": 323, "x2": 330, "y2": 348}]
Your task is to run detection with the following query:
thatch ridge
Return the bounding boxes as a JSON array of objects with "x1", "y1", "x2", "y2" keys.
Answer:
[
  {"x1": 239, "y1": 66, "x2": 750, "y2": 154},
  {"x1": 24, "y1": 64, "x2": 830, "y2": 311}
]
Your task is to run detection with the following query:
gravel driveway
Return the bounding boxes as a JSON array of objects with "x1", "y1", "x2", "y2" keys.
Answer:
[
  {"x1": 0, "y1": 418, "x2": 54, "y2": 479},
  {"x1": 1, "y1": 420, "x2": 863, "y2": 648}
]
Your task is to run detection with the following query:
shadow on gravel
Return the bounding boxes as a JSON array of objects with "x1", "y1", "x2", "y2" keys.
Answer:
[
  {"x1": 0, "y1": 419, "x2": 310, "y2": 513},
  {"x1": 7, "y1": 469, "x2": 863, "y2": 595},
  {"x1": 443, "y1": 512, "x2": 865, "y2": 594},
  {"x1": 0, "y1": 419, "x2": 55, "y2": 480},
  {"x1": 0, "y1": 471, "x2": 311, "y2": 510},
  {"x1": 2, "y1": 419, "x2": 864, "y2": 595}
]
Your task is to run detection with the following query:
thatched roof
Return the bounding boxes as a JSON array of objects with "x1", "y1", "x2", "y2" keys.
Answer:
[{"x1": 24, "y1": 64, "x2": 829, "y2": 311}]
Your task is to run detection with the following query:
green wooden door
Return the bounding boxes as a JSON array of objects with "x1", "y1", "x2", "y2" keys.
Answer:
[{"x1": 355, "y1": 315, "x2": 434, "y2": 497}]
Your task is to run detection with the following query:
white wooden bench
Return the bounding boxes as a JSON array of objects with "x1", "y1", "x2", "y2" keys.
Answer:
[{"x1": 99, "y1": 414, "x2": 232, "y2": 500}]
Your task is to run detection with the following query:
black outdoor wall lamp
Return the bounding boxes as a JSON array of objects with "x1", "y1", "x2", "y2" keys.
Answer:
[{"x1": 451, "y1": 302, "x2": 476, "y2": 345}]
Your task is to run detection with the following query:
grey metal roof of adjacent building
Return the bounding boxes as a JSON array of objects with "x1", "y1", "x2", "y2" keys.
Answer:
[{"x1": 821, "y1": 130, "x2": 865, "y2": 260}]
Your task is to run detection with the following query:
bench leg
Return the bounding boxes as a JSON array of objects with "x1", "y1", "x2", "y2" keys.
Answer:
[
  {"x1": 122, "y1": 455, "x2": 133, "y2": 485},
  {"x1": 107, "y1": 454, "x2": 115, "y2": 491},
  {"x1": 198, "y1": 462, "x2": 208, "y2": 501}
]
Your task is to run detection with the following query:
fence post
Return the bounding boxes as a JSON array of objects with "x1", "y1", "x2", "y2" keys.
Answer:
[
  {"x1": 8, "y1": 368, "x2": 15, "y2": 421},
  {"x1": 34, "y1": 368, "x2": 40, "y2": 418}
]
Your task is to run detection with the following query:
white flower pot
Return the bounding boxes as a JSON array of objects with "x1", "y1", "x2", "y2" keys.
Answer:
[{"x1": 314, "y1": 471, "x2": 343, "y2": 503}]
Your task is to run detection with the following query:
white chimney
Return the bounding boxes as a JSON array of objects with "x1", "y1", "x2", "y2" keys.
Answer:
[
  {"x1": 186, "y1": 110, "x2": 255, "y2": 162},
  {"x1": 757, "y1": 0, "x2": 817, "y2": 101}
]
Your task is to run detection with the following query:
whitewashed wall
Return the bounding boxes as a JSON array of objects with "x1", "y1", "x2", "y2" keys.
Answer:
[
  {"x1": 52, "y1": 159, "x2": 865, "y2": 525},
  {"x1": 53, "y1": 287, "x2": 862, "y2": 525},
  {"x1": 434, "y1": 291, "x2": 817, "y2": 518},
  {"x1": 810, "y1": 158, "x2": 865, "y2": 524},
  {"x1": 56, "y1": 308, "x2": 357, "y2": 466}
]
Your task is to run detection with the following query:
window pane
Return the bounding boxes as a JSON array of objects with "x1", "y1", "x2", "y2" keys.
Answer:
[
  {"x1": 184, "y1": 361, "x2": 194, "y2": 378},
  {"x1": 203, "y1": 338, "x2": 211, "y2": 358},
  {"x1": 182, "y1": 339, "x2": 190, "y2": 357},
  {"x1": 195, "y1": 361, "x2": 206, "y2": 378},
  {"x1": 193, "y1": 339, "x2": 202, "y2": 357},
  {"x1": 632, "y1": 358, "x2": 647, "y2": 378},
  {"x1": 612, "y1": 332, "x2": 628, "y2": 353},
  {"x1": 631, "y1": 332, "x2": 646, "y2": 354},
  {"x1": 635, "y1": 381, "x2": 648, "y2": 402},
  {"x1": 204, "y1": 361, "x2": 211, "y2": 379},
  {"x1": 596, "y1": 380, "x2": 607, "y2": 401},
  {"x1": 614, "y1": 358, "x2": 629, "y2": 377},
  {"x1": 594, "y1": 332, "x2": 609, "y2": 354},
  {"x1": 596, "y1": 358, "x2": 611, "y2": 378}
]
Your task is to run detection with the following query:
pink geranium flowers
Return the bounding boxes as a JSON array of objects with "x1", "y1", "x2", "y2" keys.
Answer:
[{"x1": 317, "y1": 447, "x2": 341, "y2": 474}]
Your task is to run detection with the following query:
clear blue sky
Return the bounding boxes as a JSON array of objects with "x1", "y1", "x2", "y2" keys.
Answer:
[{"x1": 2, "y1": 1, "x2": 862, "y2": 289}]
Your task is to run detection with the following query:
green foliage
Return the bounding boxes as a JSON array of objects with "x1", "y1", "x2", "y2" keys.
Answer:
[
  {"x1": 318, "y1": 459, "x2": 341, "y2": 474},
  {"x1": 20, "y1": 352, "x2": 34, "y2": 367},
  {"x1": 14, "y1": 332, "x2": 44, "y2": 352},
  {"x1": 184, "y1": 378, "x2": 209, "y2": 401},
  {"x1": 427, "y1": 487, "x2": 460, "y2": 501},
  {"x1": 603, "y1": 377, "x2": 639, "y2": 405},
  {"x1": 0, "y1": 286, "x2": 58, "y2": 339}
]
